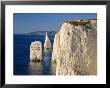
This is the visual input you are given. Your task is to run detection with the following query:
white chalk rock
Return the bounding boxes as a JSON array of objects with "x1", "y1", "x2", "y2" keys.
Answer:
[
  {"x1": 52, "y1": 32, "x2": 60, "y2": 62},
  {"x1": 44, "y1": 32, "x2": 52, "y2": 49},
  {"x1": 54, "y1": 20, "x2": 97, "y2": 75},
  {"x1": 30, "y1": 41, "x2": 42, "y2": 62}
]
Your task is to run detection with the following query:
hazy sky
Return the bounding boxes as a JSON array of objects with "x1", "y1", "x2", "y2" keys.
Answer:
[{"x1": 13, "y1": 13, "x2": 97, "y2": 34}]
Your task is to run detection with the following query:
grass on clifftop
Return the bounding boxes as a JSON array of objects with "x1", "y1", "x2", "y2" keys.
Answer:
[
  {"x1": 64, "y1": 19, "x2": 96, "y2": 26},
  {"x1": 64, "y1": 20, "x2": 90, "y2": 26}
]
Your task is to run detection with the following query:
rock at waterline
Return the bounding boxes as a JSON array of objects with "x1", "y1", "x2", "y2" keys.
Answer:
[
  {"x1": 52, "y1": 19, "x2": 97, "y2": 75},
  {"x1": 44, "y1": 32, "x2": 52, "y2": 49},
  {"x1": 44, "y1": 48, "x2": 52, "y2": 56},
  {"x1": 30, "y1": 41, "x2": 42, "y2": 62}
]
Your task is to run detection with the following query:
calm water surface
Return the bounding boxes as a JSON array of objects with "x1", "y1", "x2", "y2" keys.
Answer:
[{"x1": 14, "y1": 34, "x2": 56, "y2": 75}]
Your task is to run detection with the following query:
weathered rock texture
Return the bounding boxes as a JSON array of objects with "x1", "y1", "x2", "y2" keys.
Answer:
[
  {"x1": 44, "y1": 32, "x2": 52, "y2": 49},
  {"x1": 30, "y1": 41, "x2": 42, "y2": 62},
  {"x1": 52, "y1": 32, "x2": 60, "y2": 62},
  {"x1": 52, "y1": 19, "x2": 97, "y2": 75}
]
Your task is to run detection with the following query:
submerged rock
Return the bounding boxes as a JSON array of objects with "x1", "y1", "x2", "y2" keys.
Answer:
[
  {"x1": 52, "y1": 19, "x2": 97, "y2": 75},
  {"x1": 30, "y1": 41, "x2": 42, "y2": 62}
]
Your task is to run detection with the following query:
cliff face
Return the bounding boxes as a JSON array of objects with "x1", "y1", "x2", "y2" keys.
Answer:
[{"x1": 52, "y1": 20, "x2": 97, "y2": 75}]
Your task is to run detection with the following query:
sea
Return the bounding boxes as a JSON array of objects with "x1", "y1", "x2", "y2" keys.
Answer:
[{"x1": 14, "y1": 34, "x2": 56, "y2": 75}]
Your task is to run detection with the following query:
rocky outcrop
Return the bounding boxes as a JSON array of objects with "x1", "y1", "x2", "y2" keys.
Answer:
[
  {"x1": 52, "y1": 19, "x2": 97, "y2": 75},
  {"x1": 44, "y1": 32, "x2": 52, "y2": 56},
  {"x1": 30, "y1": 41, "x2": 42, "y2": 62},
  {"x1": 44, "y1": 32, "x2": 52, "y2": 49},
  {"x1": 52, "y1": 32, "x2": 60, "y2": 62}
]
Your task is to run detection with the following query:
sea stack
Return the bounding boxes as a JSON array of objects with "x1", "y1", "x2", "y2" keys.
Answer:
[
  {"x1": 30, "y1": 41, "x2": 42, "y2": 62},
  {"x1": 44, "y1": 32, "x2": 52, "y2": 56},
  {"x1": 44, "y1": 32, "x2": 52, "y2": 49},
  {"x1": 52, "y1": 19, "x2": 97, "y2": 75},
  {"x1": 52, "y1": 32, "x2": 60, "y2": 62}
]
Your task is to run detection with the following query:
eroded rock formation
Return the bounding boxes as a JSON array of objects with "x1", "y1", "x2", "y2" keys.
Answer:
[
  {"x1": 44, "y1": 32, "x2": 52, "y2": 56},
  {"x1": 30, "y1": 41, "x2": 42, "y2": 62},
  {"x1": 52, "y1": 32, "x2": 60, "y2": 62},
  {"x1": 44, "y1": 32, "x2": 52, "y2": 49},
  {"x1": 52, "y1": 19, "x2": 97, "y2": 75}
]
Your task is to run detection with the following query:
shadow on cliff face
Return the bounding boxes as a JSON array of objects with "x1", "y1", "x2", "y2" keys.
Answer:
[{"x1": 44, "y1": 48, "x2": 52, "y2": 56}]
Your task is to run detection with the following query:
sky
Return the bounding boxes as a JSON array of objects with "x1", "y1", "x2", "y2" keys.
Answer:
[{"x1": 13, "y1": 13, "x2": 97, "y2": 34}]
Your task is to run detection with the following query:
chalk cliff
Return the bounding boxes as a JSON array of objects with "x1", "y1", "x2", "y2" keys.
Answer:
[
  {"x1": 52, "y1": 19, "x2": 97, "y2": 75},
  {"x1": 30, "y1": 41, "x2": 42, "y2": 62}
]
